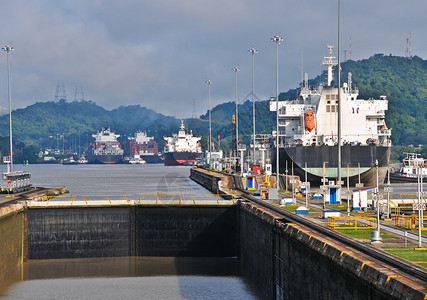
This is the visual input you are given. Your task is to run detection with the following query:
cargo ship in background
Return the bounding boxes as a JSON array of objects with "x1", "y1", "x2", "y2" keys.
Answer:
[
  {"x1": 270, "y1": 45, "x2": 392, "y2": 186},
  {"x1": 86, "y1": 128, "x2": 124, "y2": 164},
  {"x1": 123, "y1": 131, "x2": 162, "y2": 163},
  {"x1": 164, "y1": 121, "x2": 202, "y2": 166}
]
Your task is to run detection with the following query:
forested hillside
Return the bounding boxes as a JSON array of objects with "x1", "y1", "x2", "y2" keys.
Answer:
[
  {"x1": 0, "y1": 54, "x2": 426, "y2": 163},
  {"x1": 200, "y1": 54, "x2": 427, "y2": 149}
]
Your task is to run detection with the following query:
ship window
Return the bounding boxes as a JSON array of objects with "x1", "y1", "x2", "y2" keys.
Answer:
[
  {"x1": 327, "y1": 100, "x2": 331, "y2": 104},
  {"x1": 326, "y1": 95, "x2": 331, "y2": 100},
  {"x1": 326, "y1": 105, "x2": 330, "y2": 113},
  {"x1": 331, "y1": 105, "x2": 336, "y2": 113}
]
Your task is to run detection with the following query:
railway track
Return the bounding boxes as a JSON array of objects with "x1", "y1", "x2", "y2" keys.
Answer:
[{"x1": 239, "y1": 191, "x2": 427, "y2": 283}]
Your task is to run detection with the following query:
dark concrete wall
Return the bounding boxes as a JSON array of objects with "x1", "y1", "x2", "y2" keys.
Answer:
[
  {"x1": 136, "y1": 206, "x2": 237, "y2": 257},
  {"x1": 27, "y1": 207, "x2": 133, "y2": 259},
  {"x1": 238, "y1": 202, "x2": 426, "y2": 300},
  {"x1": 26, "y1": 206, "x2": 238, "y2": 260},
  {"x1": 190, "y1": 168, "x2": 221, "y2": 194},
  {"x1": 0, "y1": 213, "x2": 24, "y2": 294}
]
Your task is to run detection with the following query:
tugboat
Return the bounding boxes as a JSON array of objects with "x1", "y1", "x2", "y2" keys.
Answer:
[
  {"x1": 86, "y1": 128, "x2": 124, "y2": 164},
  {"x1": 129, "y1": 155, "x2": 146, "y2": 165},
  {"x1": 390, "y1": 153, "x2": 427, "y2": 183},
  {"x1": 270, "y1": 45, "x2": 392, "y2": 186},
  {"x1": 163, "y1": 121, "x2": 202, "y2": 166}
]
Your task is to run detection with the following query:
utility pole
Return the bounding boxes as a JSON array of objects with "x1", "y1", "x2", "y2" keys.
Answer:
[{"x1": 2, "y1": 44, "x2": 14, "y2": 172}]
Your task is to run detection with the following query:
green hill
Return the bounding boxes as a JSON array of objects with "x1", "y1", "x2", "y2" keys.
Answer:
[{"x1": 0, "y1": 54, "x2": 426, "y2": 163}]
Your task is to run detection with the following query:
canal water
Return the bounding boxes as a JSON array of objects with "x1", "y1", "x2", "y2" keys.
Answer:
[{"x1": 0, "y1": 164, "x2": 260, "y2": 300}]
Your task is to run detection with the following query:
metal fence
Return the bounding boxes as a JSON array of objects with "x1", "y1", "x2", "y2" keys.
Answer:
[
  {"x1": 327, "y1": 216, "x2": 377, "y2": 230},
  {"x1": 27, "y1": 193, "x2": 238, "y2": 207}
]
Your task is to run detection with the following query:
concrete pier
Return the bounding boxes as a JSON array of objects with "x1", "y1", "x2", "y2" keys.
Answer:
[
  {"x1": 0, "y1": 172, "x2": 426, "y2": 299},
  {"x1": 190, "y1": 167, "x2": 427, "y2": 299}
]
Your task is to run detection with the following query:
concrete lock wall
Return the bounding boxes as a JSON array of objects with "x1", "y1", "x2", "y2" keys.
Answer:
[
  {"x1": 189, "y1": 168, "x2": 221, "y2": 194},
  {"x1": 238, "y1": 202, "x2": 424, "y2": 300},
  {"x1": 0, "y1": 213, "x2": 25, "y2": 294},
  {"x1": 26, "y1": 206, "x2": 238, "y2": 259}
]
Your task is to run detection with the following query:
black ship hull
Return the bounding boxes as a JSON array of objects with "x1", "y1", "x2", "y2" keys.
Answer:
[
  {"x1": 86, "y1": 154, "x2": 123, "y2": 164},
  {"x1": 164, "y1": 152, "x2": 202, "y2": 166},
  {"x1": 271, "y1": 144, "x2": 391, "y2": 186},
  {"x1": 140, "y1": 154, "x2": 163, "y2": 164},
  {"x1": 389, "y1": 172, "x2": 427, "y2": 183}
]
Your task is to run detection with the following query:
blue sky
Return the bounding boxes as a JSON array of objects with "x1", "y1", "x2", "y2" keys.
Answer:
[{"x1": 0, "y1": 0, "x2": 426, "y2": 118}]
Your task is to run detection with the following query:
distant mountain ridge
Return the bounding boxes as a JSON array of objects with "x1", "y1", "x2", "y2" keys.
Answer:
[{"x1": 0, "y1": 54, "x2": 426, "y2": 162}]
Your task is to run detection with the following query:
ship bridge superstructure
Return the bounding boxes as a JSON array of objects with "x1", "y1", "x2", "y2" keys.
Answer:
[
  {"x1": 270, "y1": 47, "x2": 391, "y2": 149},
  {"x1": 92, "y1": 128, "x2": 124, "y2": 156},
  {"x1": 164, "y1": 120, "x2": 202, "y2": 153}
]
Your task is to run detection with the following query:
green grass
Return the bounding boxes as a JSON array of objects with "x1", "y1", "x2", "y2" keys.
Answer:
[
  {"x1": 336, "y1": 229, "x2": 397, "y2": 239},
  {"x1": 277, "y1": 205, "x2": 320, "y2": 213},
  {"x1": 325, "y1": 204, "x2": 351, "y2": 211},
  {"x1": 382, "y1": 247, "x2": 427, "y2": 268}
]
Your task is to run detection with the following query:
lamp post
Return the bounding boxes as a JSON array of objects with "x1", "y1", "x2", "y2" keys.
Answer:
[
  {"x1": 248, "y1": 48, "x2": 258, "y2": 166},
  {"x1": 232, "y1": 67, "x2": 240, "y2": 159},
  {"x1": 271, "y1": 35, "x2": 283, "y2": 189},
  {"x1": 2, "y1": 44, "x2": 14, "y2": 173},
  {"x1": 337, "y1": 0, "x2": 342, "y2": 186},
  {"x1": 206, "y1": 80, "x2": 213, "y2": 165}
]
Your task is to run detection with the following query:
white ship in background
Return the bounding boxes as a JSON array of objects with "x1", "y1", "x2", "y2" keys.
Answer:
[
  {"x1": 390, "y1": 153, "x2": 427, "y2": 183},
  {"x1": 270, "y1": 45, "x2": 392, "y2": 186},
  {"x1": 164, "y1": 120, "x2": 202, "y2": 166}
]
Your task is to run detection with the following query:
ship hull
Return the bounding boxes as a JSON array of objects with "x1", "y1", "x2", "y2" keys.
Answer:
[
  {"x1": 271, "y1": 144, "x2": 391, "y2": 186},
  {"x1": 164, "y1": 152, "x2": 202, "y2": 166},
  {"x1": 86, "y1": 154, "x2": 123, "y2": 164},
  {"x1": 389, "y1": 172, "x2": 427, "y2": 183},
  {"x1": 140, "y1": 154, "x2": 163, "y2": 164}
]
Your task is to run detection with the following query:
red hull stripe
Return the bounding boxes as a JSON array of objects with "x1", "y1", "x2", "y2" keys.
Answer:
[{"x1": 164, "y1": 159, "x2": 195, "y2": 166}]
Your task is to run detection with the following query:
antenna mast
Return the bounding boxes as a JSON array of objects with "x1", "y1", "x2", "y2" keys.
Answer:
[
  {"x1": 406, "y1": 31, "x2": 412, "y2": 58},
  {"x1": 55, "y1": 82, "x2": 67, "y2": 101},
  {"x1": 192, "y1": 99, "x2": 197, "y2": 119},
  {"x1": 74, "y1": 86, "x2": 85, "y2": 101}
]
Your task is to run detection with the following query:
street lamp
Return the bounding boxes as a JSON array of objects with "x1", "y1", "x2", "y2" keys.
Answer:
[
  {"x1": 248, "y1": 48, "x2": 258, "y2": 165},
  {"x1": 2, "y1": 44, "x2": 14, "y2": 173},
  {"x1": 271, "y1": 35, "x2": 283, "y2": 189},
  {"x1": 206, "y1": 79, "x2": 213, "y2": 165},
  {"x1": 232, "y1": 67, "x2": 240, "y2": 159}
]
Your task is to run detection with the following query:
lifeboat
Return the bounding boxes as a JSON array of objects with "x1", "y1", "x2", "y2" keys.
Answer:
[{"x1": 304, "y1": 111, "x2": 315, "y2": 132}]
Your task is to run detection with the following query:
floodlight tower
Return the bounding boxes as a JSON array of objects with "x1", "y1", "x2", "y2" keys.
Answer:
[
  {"x1": 232, "y1": 67, "x2": 240, "y2": 157},
  {"x1": 248, "y1": 48, "x2": 258, "y2": 164},
  {"x1": 2, "y1": 44, "x2": 14, "y2": 172},
  {"x1": 271, "y1": 35, "x2": 283, "y2": 188},
  {"x1": 206, "y1": 79, "x2": 213, "y2": 164}
]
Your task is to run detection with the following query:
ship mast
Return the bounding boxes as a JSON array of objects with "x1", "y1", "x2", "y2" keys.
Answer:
[{"x1": 337, "y1": 0, "x2": 342, "y2": 185}]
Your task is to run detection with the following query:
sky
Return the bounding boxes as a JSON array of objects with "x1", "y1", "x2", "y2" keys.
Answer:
[{"x1": 0, "y1": 0, "x2": 426, "y2": 118}]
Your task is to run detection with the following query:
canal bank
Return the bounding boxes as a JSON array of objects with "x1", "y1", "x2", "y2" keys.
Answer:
[
  {"x1": 1, "y1": 166, "x2": 426, "y2": 299},
  {"x1": 190, "y1": 167, "x2": 427, "y2": 299}
]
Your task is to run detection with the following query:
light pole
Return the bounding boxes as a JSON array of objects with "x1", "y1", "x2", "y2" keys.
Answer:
[
  {"x1": 206, "y1": 80, "x2": 213, "y2": 165},
  {"x1": 2, "y1": 44, "x2": 14, "y2": 173},
  {"x1": 248, "y1": 48, "x2": 258, "y2": 166},
  {"x1": 232, "y1": 67, "x2": 240, "y2": 159},
  {"x1": 337, "y1": 0, "x2": 342, "y2": 186},
  {"x1": 271, "y1": 35, "x2": 283, "y2": 189}
]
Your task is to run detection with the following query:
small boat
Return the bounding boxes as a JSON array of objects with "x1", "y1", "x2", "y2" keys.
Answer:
[
  {"x1": 390, "y1": 153, "x2": 427, "y2": 183},
  {"x1": 129, "y1": 155, "x2": 146, "y2": 164},
  {"x1": 62, "y1": 157, "x2": 78, "y2": 165}
]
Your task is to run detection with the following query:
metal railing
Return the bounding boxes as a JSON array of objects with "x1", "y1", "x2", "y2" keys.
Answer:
[
  {"x1": 395, "y1": 215, "x2": 427, "y2": 231},
  {"x1": 328, "y1": 216, "x2": 377, "y2": 230},
  {"x1": 27, "y1": 193, "x2": 238, "y2": 207}
]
